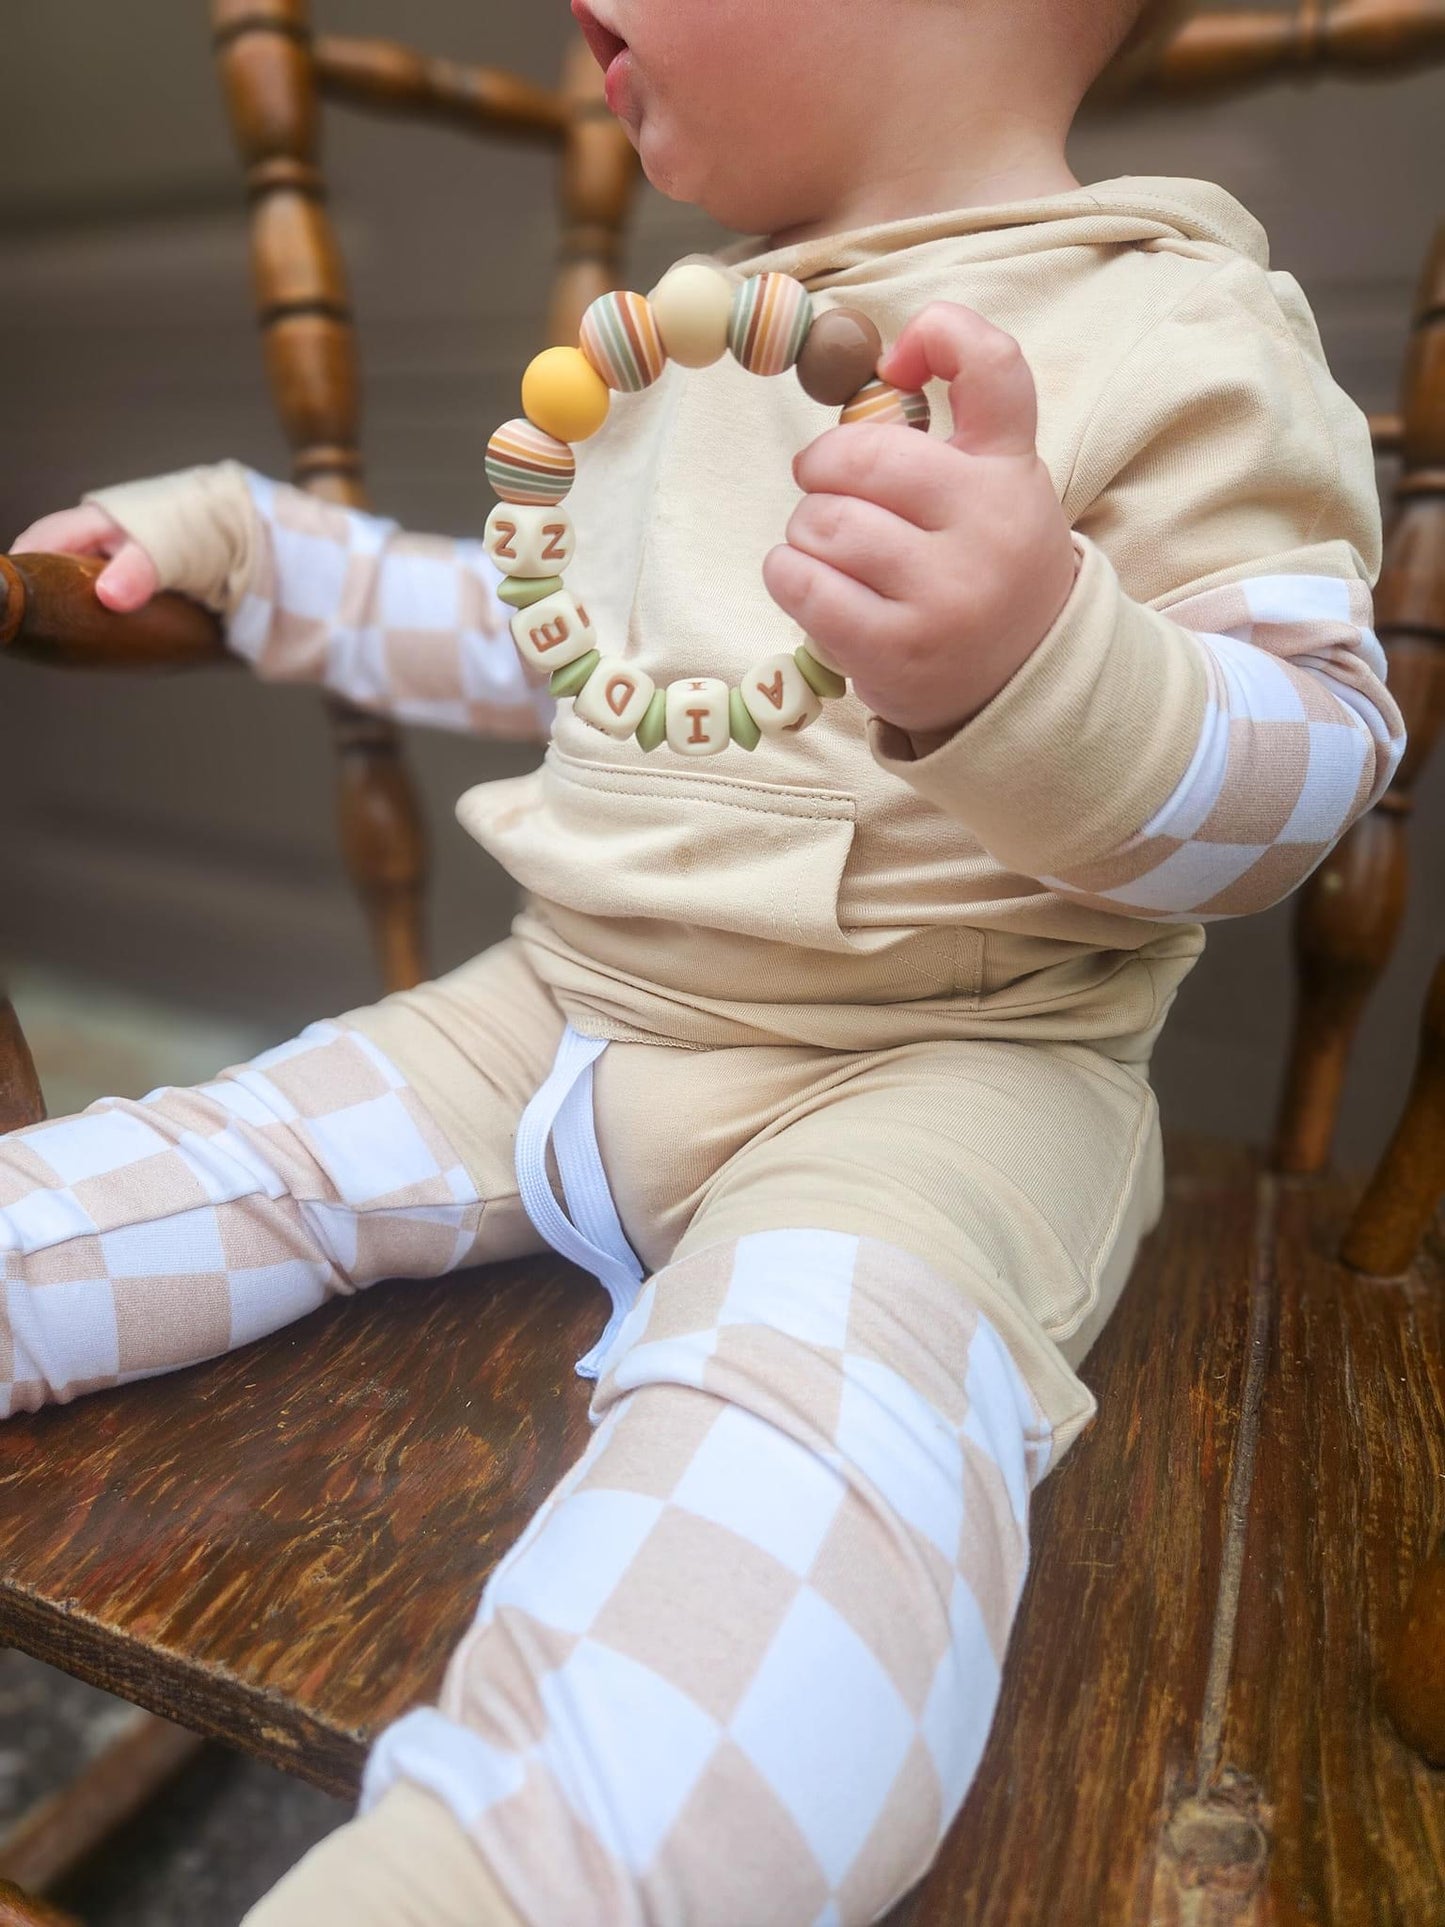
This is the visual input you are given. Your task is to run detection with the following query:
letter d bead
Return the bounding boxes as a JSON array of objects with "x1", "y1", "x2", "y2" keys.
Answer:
[{"x1": 574, "y1": 657, "x2": 657, "y2": 739}]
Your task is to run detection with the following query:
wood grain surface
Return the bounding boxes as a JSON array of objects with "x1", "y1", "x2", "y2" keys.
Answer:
[
  {"x1": 882, "y1": 1137, "x2": 1445, "y2": 1925},
  {"x1": 0, "y1": 1254, "x2": 602, "y2": 1795}
]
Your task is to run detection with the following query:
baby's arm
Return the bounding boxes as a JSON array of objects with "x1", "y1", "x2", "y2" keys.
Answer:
[
  {"x1": 11, "y1": 463, "x2": 553, "y2": 743},
  {"x1": 773, "y1": 283, "x2": 1403, "y2": 922}
]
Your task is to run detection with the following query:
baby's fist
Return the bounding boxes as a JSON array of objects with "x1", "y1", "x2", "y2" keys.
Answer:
[
  {"x1": 10, "y1": 503, "x2": 159, "y2": 612},
  {"x1": 762, "y1": 302, "x2": 1077, "y2": 738}
]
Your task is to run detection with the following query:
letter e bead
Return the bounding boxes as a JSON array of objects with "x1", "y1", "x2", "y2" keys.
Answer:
[
  {"x1": 740, "y1": 653, "x2": 822, "y2": 737},
  {"x1": 574, "y1": 658, "x2": 657, "y2": 739},
  {"x1": 510, "y1": 588, "x2": 597, "y2": 674},
  {"x1": 484, "y1": 502, "x2": 576, "y2": 578},
  {"x1": 665, "y1": 678, "x2": 730, "y2": 756}
]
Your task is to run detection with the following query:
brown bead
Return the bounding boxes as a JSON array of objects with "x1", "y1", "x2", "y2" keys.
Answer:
[{"x1": 795, "y1": 306, "x2": 883, "y2": 407}]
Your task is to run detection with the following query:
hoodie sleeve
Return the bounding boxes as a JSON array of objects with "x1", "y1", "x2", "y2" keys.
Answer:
[
  {"x1": 868, "y1": 257, "x2": 1405, "y2": 922},
  {"x1": 85, "y1": 461, "x2": 554, "y2": 744}
]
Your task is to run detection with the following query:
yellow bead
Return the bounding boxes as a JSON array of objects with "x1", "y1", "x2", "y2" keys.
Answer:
[{"x1": 521, "y1": 347, "x2": 611, "y2": 444}]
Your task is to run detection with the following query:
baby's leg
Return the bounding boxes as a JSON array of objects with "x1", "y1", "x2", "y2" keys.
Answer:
[
  {"x1": 246, "y1": 1228, "x2": 1045, "y2": 1927},
  {"x1": 0, "y1": 941, "x2": 560, "y2": 1415}
]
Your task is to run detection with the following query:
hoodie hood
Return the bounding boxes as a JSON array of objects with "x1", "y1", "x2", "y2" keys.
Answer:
[{"x1": 707, "y1": 176, "x2": 1272, "y2": 290}]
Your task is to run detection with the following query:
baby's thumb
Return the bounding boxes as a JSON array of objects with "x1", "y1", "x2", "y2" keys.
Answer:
[{"x1": 95, "y1": 539, "x2": 160, "y2": 612}]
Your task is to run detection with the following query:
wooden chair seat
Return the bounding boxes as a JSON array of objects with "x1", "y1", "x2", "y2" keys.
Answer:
[{"x1": 1, "y1": 1133, "x2": 1439, "y2": 1921}]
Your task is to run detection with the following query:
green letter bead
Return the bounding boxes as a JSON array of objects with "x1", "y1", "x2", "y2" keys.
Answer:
[
  {"x1": 635, "y1": 689, "x2": 669, "y2": 751},
  {"x1": 795, "y1": 645, "x2": 847, "y2": 699},
  {"x1": 549, "y1": 650, "x2": 600, "y2": 699},
  {"x1": 497, "y1": 574, "x2": 564, "y2": 610},
  {"x1": 728, "y1": 687, "x2": 762, "y2": 750}
]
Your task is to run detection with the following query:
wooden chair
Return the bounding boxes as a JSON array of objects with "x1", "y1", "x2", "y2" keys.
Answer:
[{"x1": 1, "y1": 3, "x2": 1442, "y2": 1919}]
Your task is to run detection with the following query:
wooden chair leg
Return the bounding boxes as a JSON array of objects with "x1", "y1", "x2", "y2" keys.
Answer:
[
  {"x1": 1382, "y1": 1537, "x2": 1445, "y2": 1766},
  {"x1": 0, "y1": 1708, "x2": 204, "y2": 1900},
  {"x1": 0, "y1": 1881, "x2": 81, "y2": 1927},
  {"x1": 1340, "y1": 954, "x2": 1445, "y2": 1276},
  {"x1": 0, "y1": 996, "x2": 45, "y2": 1134}
]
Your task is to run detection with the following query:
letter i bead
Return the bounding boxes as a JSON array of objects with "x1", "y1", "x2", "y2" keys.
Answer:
[{"x1": 665, "y1": 678, "x2": 731, "y2": 756}]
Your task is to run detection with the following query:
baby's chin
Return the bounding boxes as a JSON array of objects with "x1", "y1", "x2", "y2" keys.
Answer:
[{"x1": 637, "y1": 121, "x2": 819, "y2": 239}]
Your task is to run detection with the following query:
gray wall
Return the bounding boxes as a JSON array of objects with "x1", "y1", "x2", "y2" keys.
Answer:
[{"x1": 1, "y1": 1, "x2": 1440, "y2": 1169}]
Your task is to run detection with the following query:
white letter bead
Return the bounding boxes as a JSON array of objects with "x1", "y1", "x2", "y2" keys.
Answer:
[
  {"x1": 665, "y1": 678, "x2": 731, "y2": 756},
  {"x1": 740, "y1": 653, "x2": 823, "y2": 736},
  {"x1": 509, "y1": 589, "x2": 597, "y2": 674},
  {"x1": 484, "y1": 502, "x2": 575, "y2": 578},
  {"x1": 574, "y1": 658, "x2": 656, "y2": 739}
]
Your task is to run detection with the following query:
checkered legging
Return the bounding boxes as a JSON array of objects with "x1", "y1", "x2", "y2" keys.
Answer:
[{"x1": 2, "y1": 1025, "x2": 1049, "y2": 1924}]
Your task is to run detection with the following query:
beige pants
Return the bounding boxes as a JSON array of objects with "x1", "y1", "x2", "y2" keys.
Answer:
[
  {"x1": 2, "y1": 937, "x2": 1162, "y2": 1925},
  {"x1": 343, "y1": 936, "x2": 1164, "y2": 1456}
]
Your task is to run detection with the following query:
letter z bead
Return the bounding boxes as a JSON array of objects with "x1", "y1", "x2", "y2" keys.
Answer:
[{"x1": 484, "y1": 502, "x2": 576, "y2": 577}]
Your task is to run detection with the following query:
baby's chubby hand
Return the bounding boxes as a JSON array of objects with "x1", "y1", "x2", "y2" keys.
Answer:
[
  {"x1": 762, "y1": 302, "x2": 1078, "y2": 739},
  {"x1": 10, "y1": 503, "x2": 159, "y2": 612}
]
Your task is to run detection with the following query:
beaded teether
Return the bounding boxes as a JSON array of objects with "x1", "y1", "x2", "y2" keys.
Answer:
[{"x1": 483, "y1": 265, "x2": 930, "y2": 755}]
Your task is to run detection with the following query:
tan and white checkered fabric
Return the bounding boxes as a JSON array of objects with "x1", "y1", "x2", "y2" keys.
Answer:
[
  {"x1": 1040, "y1": 572, "x2": 1405, "y2": 920},
  {"x1": 0, "y1": 1022, "x2": 484, "y2": 1415},
  {"x1": 229, "y1": 470, "x2": 554, "y2": 742},
  {"x1": 363, "y1": 1229, "x2": 1051, "y2": 1927}
]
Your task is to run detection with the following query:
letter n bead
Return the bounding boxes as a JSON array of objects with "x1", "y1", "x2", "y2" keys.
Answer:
[
  {"x1": 741, "y1": 653, "x2": 822, "y2": 737},
  {"x1": 484, "y1": 502, "x2": 575, "y2": 578},
  {"x1": 510, "y1": 589, "x2": 597, "y2": 674},
  {"x1": 665, "y1": 678, "x2": 731, "y2": 756},
  {"x1": 574, "y1": 658, "x2": 657, "y2": 740}
]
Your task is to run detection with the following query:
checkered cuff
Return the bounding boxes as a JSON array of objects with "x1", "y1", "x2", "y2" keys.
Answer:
[{"x1": 869, "y1": 535, "x2": 1405, "y2": 922}]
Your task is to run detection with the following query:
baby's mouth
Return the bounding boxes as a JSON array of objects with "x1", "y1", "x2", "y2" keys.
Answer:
[{"x1": 570, "y1": 0, "x2": 629, "y2": 76}]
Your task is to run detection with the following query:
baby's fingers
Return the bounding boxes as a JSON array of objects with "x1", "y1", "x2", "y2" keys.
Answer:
[
  {"x1": 10, "y1": 502, "x2": 122, "y2": 558},
  {"x1": 8, "y1": 505, "x2": 159, "y2": 612},
  {"x1": 93, "y1": 539, "x2": 160, "y2": 612}
]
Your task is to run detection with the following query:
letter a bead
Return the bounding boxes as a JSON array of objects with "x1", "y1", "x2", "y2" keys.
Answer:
[
  {"x1": 575, "y1": 657, "x2": 657, "y2": 739},
  {"x1": 510, "y1": 588, "x2": 597, "y2": 674},
  {"x1": 580, "y1": 291, "x2": 667, "y2": 392},
  {"x1": 484, "y1": 503, "x2": 575, "y2": 578},
  {"x1": 666, "y1": 678, "x2": 731, "y2": 756},
  {"x1": 741, "y1": 653, "x2": 823, "y2": 737}
]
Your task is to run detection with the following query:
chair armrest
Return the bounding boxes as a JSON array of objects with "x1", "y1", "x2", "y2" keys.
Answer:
[
  {"x1": 0, "y1": 1882, "x2": 80, "y2": 1927},
  {"x1": 0, "y1": 552, "x2": 228, "y2": 671}
]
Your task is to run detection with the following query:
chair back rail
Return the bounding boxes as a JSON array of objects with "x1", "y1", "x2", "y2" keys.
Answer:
[
  {"x1": 1112, "y1": 0, "x2": 1445, "y2": 93},
  {"x1": 209, "y1": 0, "x2": 639, "y2": 996},
  {"x1": 1273, "y1": 226, "x2": 1445, "y2": 1171}
]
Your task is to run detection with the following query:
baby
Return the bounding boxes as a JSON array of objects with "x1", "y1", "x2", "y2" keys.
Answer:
[{"x1": 6, "y1": 0, "x2": 1405, "y2": 1921}]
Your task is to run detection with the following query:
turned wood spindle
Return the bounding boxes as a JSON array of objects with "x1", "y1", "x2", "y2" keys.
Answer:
[
  {"x1": 1111, "y1": 0, "x2": 1445, "y2": 94},
  {"x1": 1341, "y1": 954, "x2": 1445, "y2": 1274},
  {"x1": 211, "y1": 0, "x2": 429, "y2": 995},
  {"x1": 546, "y1": 31, "x2": 643, "y2": 348},
  {"x1": 1274, "y1": 224, "x2": 1445, "y2": 1173}
]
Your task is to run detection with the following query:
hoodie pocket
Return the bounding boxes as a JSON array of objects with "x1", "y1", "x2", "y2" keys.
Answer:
[{"x1": 457, "y1": 744, "x2": 860, "y2": 953}]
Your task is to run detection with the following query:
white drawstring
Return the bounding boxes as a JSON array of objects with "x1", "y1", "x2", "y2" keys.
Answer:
[{"x1": 514, "y1": 1025, "x2": 645, "y2": 1379}]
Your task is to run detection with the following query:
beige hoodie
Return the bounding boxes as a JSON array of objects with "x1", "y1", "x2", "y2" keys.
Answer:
[{"x1": 89, "y1": 178, "x2": 1401, "y2": 1059}]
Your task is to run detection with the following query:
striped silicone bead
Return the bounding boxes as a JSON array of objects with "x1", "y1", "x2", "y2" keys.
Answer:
[
  {"x1": 485, "y1": 418, "x2": 577, "y2": 505},
  {"x1": 839, "y1": 378, "x2": 931, "y2": 431},
  {"x1": 580, "y1": 290, "x2": 668, "y2": 393},
  {"x1": 728, "y1": 272, "x2": 814, "y2": 376}
]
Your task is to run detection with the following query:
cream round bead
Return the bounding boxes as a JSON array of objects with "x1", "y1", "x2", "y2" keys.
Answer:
[
  {"x1": 485, "y1": 417, "x2": 576, "y2": 505},
  {"x1": 728, "y1": 272, "x2": 814, "y2": 377},
  {"x1": 740, "y1": 653, "x2": 823, "y2": 737},
  {"x1": 579, "y1": 290, "x2": 667, "y2": 393},
  {"x1": 839, "y1": 378, "x2": 931, "y2": 431},
  {"x1": 649, "y1": 264, "x2": 736, "y2": 369},
  {"x1": 665, "y1": 677, "x2": 732, "y2": 756},
  {"x1": 520, "y1": 346, "x2": 611, "y2": 443},
  {"x1": 509, "y1": 587, "x2": 597, "y2": 676},
  {"x1": 484, "y1": 502, "x2": 575, "y2": 578}
]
